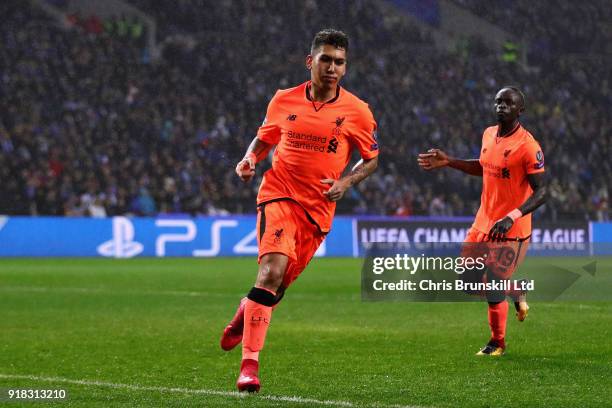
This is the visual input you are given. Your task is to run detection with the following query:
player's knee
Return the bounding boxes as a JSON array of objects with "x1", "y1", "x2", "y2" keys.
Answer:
[
  {"x1": 486, "y1": 292, "x2": 505, "y2": 303},
  {"x1": 256, "y1": 257, "x2": 286, "y2": 290}
]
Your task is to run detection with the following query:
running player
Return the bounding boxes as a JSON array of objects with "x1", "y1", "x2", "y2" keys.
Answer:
[
  {"x1": 221, "y1": 29, "x2": 379, "y2": 391},
  {"x1": 417, "y1": 86, "x2": 547, "y2": 356}
]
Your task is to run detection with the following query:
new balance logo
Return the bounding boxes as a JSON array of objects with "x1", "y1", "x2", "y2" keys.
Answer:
[
  {"x1": 286, "y1": 114, "x2": 297, "y2": 121},
  {"x1": 502, "y1": 168, "x2": 510, "y2": 179},
  {"x1": 327, "y1": 137, "x2": 338, "y2": 153}
]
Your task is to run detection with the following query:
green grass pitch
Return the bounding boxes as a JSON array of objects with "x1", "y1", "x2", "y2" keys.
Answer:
[{"x1": 0, "y1": 257, "x2": 610, "y2": 407}]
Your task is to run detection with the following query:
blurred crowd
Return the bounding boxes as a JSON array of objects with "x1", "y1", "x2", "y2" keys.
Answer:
[
  {"x1": 0, "y1": 0, "x2": 609, "y2": 221},
  {"x1": 453, "y1": 0, "x2": 612, "y2": 59}
]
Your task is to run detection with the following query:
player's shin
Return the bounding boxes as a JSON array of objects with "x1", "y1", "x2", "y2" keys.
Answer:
[
  {"x1": 237, "y1": 286, "x2": 279, "y2": 392},
  {"x1": 242, "y1": 286, "x2": 276, "y2": 361},
  {"x1": 487, "y1": 300, "x2": 508, "y2": 349}
]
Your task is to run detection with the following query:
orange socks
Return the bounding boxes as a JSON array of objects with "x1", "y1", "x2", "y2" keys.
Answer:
[
  {"x1": 242, "y1": 287, "x2": 276, "y2": 361},
  {"x1": 487, "y1": 300, "x2": 508, "y2": 347}
]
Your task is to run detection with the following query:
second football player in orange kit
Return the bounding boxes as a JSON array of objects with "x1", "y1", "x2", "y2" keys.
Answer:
[
  {"x1": 220, "y1": 29, "x2": 379, "y2": 392},
  {"x1": 418, "y1": 87, "x2": 547, "y2": 356}
]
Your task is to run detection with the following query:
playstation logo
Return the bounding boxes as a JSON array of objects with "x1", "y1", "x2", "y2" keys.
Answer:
[{"x1": 97, "y1": 216, "x2": 143, "y2": 258}]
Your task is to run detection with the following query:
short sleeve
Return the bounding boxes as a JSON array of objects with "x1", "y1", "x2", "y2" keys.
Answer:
[
  {"x1": 522, "y1": 140, "x2": 545, "y2": 174},
  {"x1": 348, "y1": 105, "x2": 379, "y2": 160},
  {"x1": 256, "y1": 92, "x2": 281, "y2": 145}
]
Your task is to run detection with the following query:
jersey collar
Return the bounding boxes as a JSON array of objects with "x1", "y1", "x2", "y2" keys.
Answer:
[
  {"x1": 497, "y1": 122, "x2": 521, "y2": 138},
  {"x1": 305, "y1": 81, "x2": 341, "y2": 111}
]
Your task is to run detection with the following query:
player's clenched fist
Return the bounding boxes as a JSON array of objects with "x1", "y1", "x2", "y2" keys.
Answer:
[
  {"x1": 235, "y1": 153, "x2": 256, "y2": 182},
  {"x1": 488, "y1": 216, "x2": 514, "y2": 242},
  {"x1": 417, "y1": 148, "x2": 450, "y2": 170},
  {"x1": 321, "y1": 178, "x2": 350, "y2": 201}
]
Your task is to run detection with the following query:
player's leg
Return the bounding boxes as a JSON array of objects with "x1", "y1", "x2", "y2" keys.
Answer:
[
  {"x1": 477, "y1": 246, "x2": 508, "y2": 355},
  {"x1": 220, "y1": 284, "x2": 286, "y2": 351},
  {"x1": 237, "y1": 252, "x2": 289, "y2": 392},
  {"x1": 221, "y1": 202, "x2": 295, "y2": 351},
  {"x1": 504, "y1": 240, "x2": 530, "y2": 321},
  {"x1": 241, "y1": 204, "x2": 323, "y2": 362},
  {"x1": 513, "y1": 288, "x2": 530, "y2": 322},
  {"x1": 482, "y1": 249, "x2": 509, "y2": 355},
  {"x1": 234, "y1": 201, "x2": 298, "y2": 392},
  {"x1": 242, "y1": 252, "x2": 289, "y2": 359},
  {"x1": 478, "y1": 239, "x2": 528, "y2": 355},
  {"x1": 237, "y1": 205, "x2": 325, "y2": 391},
  {"x1": 464, "y1": 229, "x2": 508, "y2": 356},
  {"x1": 476, "y1": 300, "x2": 508, "y2": 356},
  {"x1": 221, "y1": 267, "x2": 287, "y2": 351}
]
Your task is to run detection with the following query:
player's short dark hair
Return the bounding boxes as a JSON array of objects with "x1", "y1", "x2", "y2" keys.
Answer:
[
  {"x1": 502, "y1": 86, "x2": 526, "y2": 109},
  {"x1": 311, "y1": 29, "x2": 349, "y2": 54}
]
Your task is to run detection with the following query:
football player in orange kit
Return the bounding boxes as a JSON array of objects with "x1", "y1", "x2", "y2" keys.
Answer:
[
  {"x1": 418, "y1": 87, "x2": 547, "y2": 356},
  {"x1": 220, "y1": 29, "x2": 379, "y2": 392}
]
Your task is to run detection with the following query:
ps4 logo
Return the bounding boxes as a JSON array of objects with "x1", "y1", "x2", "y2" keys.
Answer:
[
  {"x1": 95, "y1": 217, "x2": 321, "y2": 258},
  {"x1": 97, "y1": 217, "x2": 144, "y2": 258}
]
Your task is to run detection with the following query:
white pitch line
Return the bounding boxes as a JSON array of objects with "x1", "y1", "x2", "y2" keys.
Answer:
[
  {"x1": 0, "y1": 286, "x2": 234, "y2": 298},
  {"x1": 0, "y1": 373, "x2": 424, "y2": 408},
  {"x1": 0, "y1": 286, "x2": 359, "y2": 301},
  {"x1": 536, "y1": 303, "x2": 607, "y2": 310}
]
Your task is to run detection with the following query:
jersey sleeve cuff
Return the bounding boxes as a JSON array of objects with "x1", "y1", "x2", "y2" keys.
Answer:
[
  {"x1": 360, "y1": 150, "x2": 379, "y2": 160},
  {"x1": 526, "y1": 168, "x2": 545, "y2": 175}
]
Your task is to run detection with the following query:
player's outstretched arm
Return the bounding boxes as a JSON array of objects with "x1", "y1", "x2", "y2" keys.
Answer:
[
  {"x1": 235, "y1": 137, "x2": 274, "y2": 182},
  {"x1": 488, "y1": 173, "x2": 548, "y2": 240},
  {"x1": 321, "y1": 156, "x2": 378, "y2": 202},
  {"x1": 418, "y1": 149, "x2": 483, "y2": 177}
]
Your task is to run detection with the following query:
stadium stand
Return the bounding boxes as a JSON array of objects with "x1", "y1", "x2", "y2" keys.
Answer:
[
  {"x1": 452, "y1": 0, "x2": 612, "y2": 58},
  {"x1": 0, "y1": 0, "x2": 609, "y2": 220}
]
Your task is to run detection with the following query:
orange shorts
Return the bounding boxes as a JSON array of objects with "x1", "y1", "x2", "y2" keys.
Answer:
[
  {"x1": 257, "y1": 200, "x2": 325, "y2": 288},
  {"x1": 462, "y1": 228, "x2": 530, "y2": 280}
]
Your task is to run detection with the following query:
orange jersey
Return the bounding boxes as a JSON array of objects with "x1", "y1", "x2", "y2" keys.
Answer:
[
  {"x1": 256, "y1": 81, "x2": 378, "y2": 232},
  {"x1": 472, "y1": 124, "x2": 545, "y2": 238}
]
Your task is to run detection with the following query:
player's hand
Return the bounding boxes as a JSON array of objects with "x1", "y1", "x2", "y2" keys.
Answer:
[
  {"x1": 321, "y1": 178, "x2": 350, "y2": 202},
  {"x1": 417, "y1": 149, "x2": 450, "y2": 170},
  {"x1": 235, "y1": 155, "x2": 255, "y2": 182},
  {"x1": 488, "y1": 216, "x2": 514, "y2": 242}
]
